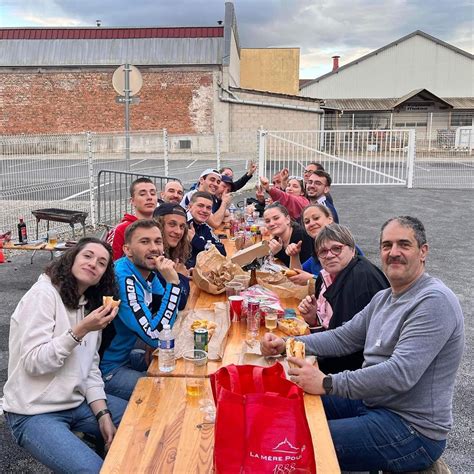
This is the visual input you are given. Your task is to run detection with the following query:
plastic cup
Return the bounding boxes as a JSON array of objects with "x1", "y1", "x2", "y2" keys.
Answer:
[
  {"x1": 232, "y1": 275, "x2": 250, "y2": 289},
  {"x1": 47, "y1": 230, "x2": 58, "y2": 247},
  {"x1": 225, "y1": 281, "x2": 243, "y2": 298},
  {"x1": 228, "y1": 295, "x2": 244, "y2": 321},
  {"x1": 183, "y1": 349, "x2": 208, "y2": 397}
]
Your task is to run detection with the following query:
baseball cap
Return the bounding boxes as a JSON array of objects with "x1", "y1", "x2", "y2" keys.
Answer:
[
  {"x1": 153, "y1": 203, "x2": 187, "y2": 219},
  {"x1": 221, "y1": 175, "x2": 233, "y2": 184},
  {"x1": 200, "y1": 168, "x2": 221, "y2": 179}
]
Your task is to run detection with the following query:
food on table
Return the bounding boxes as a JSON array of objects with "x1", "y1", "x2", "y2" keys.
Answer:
[
  {"x1": 281, "y1": 269, "x2": 298, "y2": 277},
  {"x1": 102, "y1": 296, "x2": 121, "y2": 308},
  {"x1": 190, "y1": 319, "x2": 217, "y2": 337},
  {"x1": 203, "y1": 262, "x2": 235, "y2": 290},
  {"x1": 277, "y1": 318, "x2": 308, "y2": 336},
  {"x1": 286, "y1": 337, "x2": 305, "y2": 368}
]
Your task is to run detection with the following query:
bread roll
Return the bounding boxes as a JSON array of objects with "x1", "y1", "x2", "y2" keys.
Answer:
[
  {"x1": 286, "y1": 337, "x2": 305, "y2": 368},
  {"x1": 103, "y1": 296, "x2": 121, "y2": 308}
]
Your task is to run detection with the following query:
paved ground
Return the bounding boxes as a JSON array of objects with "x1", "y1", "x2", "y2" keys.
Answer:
[{"x1": 0, "y1": 185, "x2": 473, "y2": 473}]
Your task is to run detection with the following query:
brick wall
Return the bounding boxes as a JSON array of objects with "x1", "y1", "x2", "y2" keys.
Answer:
[{"x1": 0, "y1": 69, "x2": 215, "y2": 134}]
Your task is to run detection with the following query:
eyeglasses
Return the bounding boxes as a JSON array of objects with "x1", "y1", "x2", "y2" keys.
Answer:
[
  {"x1": 304, "y1": 168, "x2": 316, "y2": 174},
  {"x1": 317, "y1": 244, "x2": 345, "y2": 259}
]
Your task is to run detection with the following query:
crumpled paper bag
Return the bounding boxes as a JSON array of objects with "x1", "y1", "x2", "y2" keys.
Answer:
[
  {"x1": 256, "y1": 271, "x2": 309, "y2": 300},
  {"x1": 193, "y1": 245, "x2": 246, "y2": 294}
]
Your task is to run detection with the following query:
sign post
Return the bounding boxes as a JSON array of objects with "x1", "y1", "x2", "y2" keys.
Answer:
[{"x1": 112, "y1": 65, "x2": 143, "y2": 169}]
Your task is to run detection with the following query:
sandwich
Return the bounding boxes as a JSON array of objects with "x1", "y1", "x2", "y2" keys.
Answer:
[
  {"x1": 102, "y1": 296, "x2": 121, "y2": 308},
  {"x1": 286, "y1": 337, "x2": 305, "y2": 368},
  {"x1": 281, "y1": 269, "x2": 299, "y2": 278}
]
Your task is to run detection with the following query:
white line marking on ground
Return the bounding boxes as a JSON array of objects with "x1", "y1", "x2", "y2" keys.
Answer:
[
  {"x1": 415, "y1": 164, "x2": 431, "y2": 171},
  {"x1": 186, "y1": 159, "x2": 198, "y2": 168},
  {"x1": 130, "y1": 159, "x2": 146, "y2": 168}
]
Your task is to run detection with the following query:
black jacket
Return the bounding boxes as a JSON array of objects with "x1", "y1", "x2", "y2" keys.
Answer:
[
  {"x1": 315, "y1": 255, "x2": 389, "y2": 374},
  {"x1": 274, "y1": 225, "x2": 313, "y2": 268},
  {"x1": 186, "y1": 219, "x2": 226, "y2": 268}
]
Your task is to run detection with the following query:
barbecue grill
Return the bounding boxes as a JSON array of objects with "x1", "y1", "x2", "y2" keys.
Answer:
[{"x1": 32, "y1": 208, "x2": 88, "y2": 239}]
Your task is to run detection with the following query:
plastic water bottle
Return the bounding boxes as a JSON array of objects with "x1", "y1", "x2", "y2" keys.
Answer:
[
  {"x1": 158, "y1": 324, "x2": 175, "y2": 373},
  {"x1": 204, "y1": 240, "x2": 213, "y2": 251}
]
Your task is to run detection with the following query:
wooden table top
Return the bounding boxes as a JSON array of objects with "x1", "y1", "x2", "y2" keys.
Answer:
[
  {"x1": 101, "y1": 376, "x2": 340, "y2": 474},
  {"x1": 2, "y1": 241, "x2": 66, "y2": 251},
  {"x1": 101, "y1": 377, "x2": 215, "y2": 474},
  {"x1": 103, "y1": 230, "x2": 340, "y2": 473}
]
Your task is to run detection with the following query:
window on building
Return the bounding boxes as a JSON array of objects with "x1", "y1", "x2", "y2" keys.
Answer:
[{"x1": 451, "y1": 112, "x2": 473, "y2": 127}]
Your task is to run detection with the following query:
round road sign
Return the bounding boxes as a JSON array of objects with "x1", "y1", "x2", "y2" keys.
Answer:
[{"x1": 112, "y1": 64, "x2": 143, "y2": 96}]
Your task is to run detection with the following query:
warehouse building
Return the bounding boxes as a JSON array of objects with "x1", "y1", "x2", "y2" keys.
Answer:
[{"x1": 300, "y1": 31, "x2": 473, "y2": 147}]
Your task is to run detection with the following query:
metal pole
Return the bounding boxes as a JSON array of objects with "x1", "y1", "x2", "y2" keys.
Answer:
[
  {"x1": 163, "y1": 128, "x2": 169, "y2": 177},
  {"x1": 86, "y1": 131, "x2": 97, "y2": 228},
  {"x1": 428, "y1": 112, "x2": 433, "y2": 152},
  {"x1": 216, "y1": 132, "x2": 221, "y2": 170},
  {"x1": 124, "y1": 64, "x2": 131, "y2": 170},
  {"x1": 406, "y1": 129, "x2": 416, "y2": 189},
  {"x1": 258, "y1": 127, "x2": 266, "y2": 179}
]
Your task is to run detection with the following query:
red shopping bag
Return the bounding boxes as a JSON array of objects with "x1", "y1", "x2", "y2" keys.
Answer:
[{"x1": 210, "y1": 363, "x2": 316, "y2": 474}]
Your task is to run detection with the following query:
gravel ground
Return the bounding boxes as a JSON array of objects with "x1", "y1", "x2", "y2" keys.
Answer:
[{"x1": 0, "y1": 185, "x2": 473, "y2": 473}]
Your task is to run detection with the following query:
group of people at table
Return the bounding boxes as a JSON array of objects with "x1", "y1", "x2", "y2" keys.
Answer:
[{"x1": 2, "y1": 161, "x2": 464, "y2": 473}]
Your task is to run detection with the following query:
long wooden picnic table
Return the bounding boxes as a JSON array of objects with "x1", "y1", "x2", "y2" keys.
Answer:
[{"x1": 101, "y1": 234, "x2": 340, "y2": 473}]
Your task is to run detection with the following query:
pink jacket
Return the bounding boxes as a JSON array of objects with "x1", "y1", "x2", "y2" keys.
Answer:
[{"x1": 268, "y1": 187, "x2": 309, "y2": 220}]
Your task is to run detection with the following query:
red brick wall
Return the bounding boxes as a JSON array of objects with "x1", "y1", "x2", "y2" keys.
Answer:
[{"x1": 0, "y1": 69, "x2": 215, "y2": 134}]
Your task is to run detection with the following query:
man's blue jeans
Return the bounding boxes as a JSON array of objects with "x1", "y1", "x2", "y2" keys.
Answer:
[
  {"x1": 103, "y1": 349, "x2": 148, "y2": 401},
  {"x1": 323, "y1": 396, "x2": 446, "y2": 471},
  {"x1": 4, "y1": 395, "x2": 127, "y2": 474}
]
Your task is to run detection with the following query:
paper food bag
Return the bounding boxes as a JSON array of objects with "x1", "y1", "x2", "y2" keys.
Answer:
[
  {"x1": 194, "y1": 245, "x2": 246, "y2": 294},
  {"x1": 256, "y1": 271, "x2": 309, "y2": 300}
]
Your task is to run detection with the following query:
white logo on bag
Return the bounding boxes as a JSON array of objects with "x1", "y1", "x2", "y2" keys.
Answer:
[{"x1": 249, "y1": 438, "x2": 305, "y2": 462}]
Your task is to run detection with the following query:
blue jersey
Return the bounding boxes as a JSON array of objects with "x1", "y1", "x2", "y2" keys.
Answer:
[{"x1": 100, "y1": 257, "x2": 182, "y2": 375}]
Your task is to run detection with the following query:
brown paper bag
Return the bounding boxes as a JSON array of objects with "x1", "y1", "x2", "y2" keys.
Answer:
[
  {"x1": 193, "y1": 245, "x2": 246, "y2": 294},
  {"x1": 256, "y1": 271, "x2": 308, "y2": 300}
]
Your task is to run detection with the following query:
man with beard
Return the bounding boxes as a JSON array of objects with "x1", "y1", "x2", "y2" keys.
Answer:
[
  {"x1": 305, "y1": 170, "x2": 339, "y2": 222},
  {"x1": 261, "y1": 216, "x2": 464, "y2": 472},
  {"x1": 100, "y1": 220, "x2": 183, "y2": 401}
]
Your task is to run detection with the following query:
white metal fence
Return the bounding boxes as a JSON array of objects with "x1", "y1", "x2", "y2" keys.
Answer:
[
  {"x1": 1, "y1": 123, "x2": 473, "y2": 237},
  {"x1": 259, "y1": 129, "x2": 415, "y2": 186}
]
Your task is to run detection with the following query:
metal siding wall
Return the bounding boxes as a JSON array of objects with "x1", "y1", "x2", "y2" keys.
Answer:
[
  {"x1": 301, "y1": 36, "x2": 473, "y2": 99},
  {"x1": 0, "y1": 37, "x2": 224, "y2": 66}
]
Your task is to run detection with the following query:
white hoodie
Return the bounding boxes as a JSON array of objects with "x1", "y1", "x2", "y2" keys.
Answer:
[{"x1": 3, "y1": 274, "x2": 106, "y2": 415}]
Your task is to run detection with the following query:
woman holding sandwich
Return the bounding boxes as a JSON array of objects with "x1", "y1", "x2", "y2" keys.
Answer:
[{"x1": 3, "y1": 237, "x2": 127, "y2": 473}]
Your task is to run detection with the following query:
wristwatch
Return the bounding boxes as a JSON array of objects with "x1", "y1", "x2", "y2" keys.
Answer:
[{"x1": 322, "y1": 375, "x2": 333, "y2": 395}]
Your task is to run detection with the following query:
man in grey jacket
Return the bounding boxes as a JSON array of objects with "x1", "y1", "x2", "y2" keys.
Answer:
[{"x1": 261, "y1": 216, "x2": 464, "y2": 472}]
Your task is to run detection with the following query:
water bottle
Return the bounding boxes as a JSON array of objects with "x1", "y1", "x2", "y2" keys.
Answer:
[
  {"x1": 204, "y1": 239, "x2": 213, "y2": 251},
  {"x1": 158, "y1": 324, "x2": 175, "y2": 373},
  {"x1": 229, "y1": 203, "x2": 237, "y2": 237}
]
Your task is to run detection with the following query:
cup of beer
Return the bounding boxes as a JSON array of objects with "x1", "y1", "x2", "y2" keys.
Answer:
[
  {"x1": 183, "y1": 349, "x2": 208, "y2": 397},
  {"x1": 47, "y1": 230, "x2": 58, "y2": 247}
]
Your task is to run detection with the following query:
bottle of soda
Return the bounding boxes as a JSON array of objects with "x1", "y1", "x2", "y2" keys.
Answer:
[
  {"x1": 158, "y1": 324, "x2": 176, "y2": 373},
  {"x1": 18, "y1": 217, "x2": 28, "y2": 244}
]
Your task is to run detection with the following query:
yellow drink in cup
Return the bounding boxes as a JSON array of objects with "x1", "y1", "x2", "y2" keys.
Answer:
[{"x1": 183, "y1": 349, "x2": 208, "y2": 397}]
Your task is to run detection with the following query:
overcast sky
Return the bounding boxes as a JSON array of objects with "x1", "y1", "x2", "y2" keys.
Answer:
[{"x1": 1, "y1": 0, "x2": 472, "y2": 77}]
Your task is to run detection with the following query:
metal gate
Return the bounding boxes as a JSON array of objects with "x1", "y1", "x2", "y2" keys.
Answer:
[{"x1": 258, "y1": 129, "x2": 415, "y2": 187}]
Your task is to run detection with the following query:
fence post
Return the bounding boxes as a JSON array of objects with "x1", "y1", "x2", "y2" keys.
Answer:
[
  {"x1": 406, "y1": 129, "x2": 416, "y2": 189},
  {"x1": 428, "y1": 112, "x2": 433, "y2": 152},
  {"x1": 86, "y1": 131, "x2": 97, "y2": 228},
  {"x1": 216, "y1": 132, "x2": 221, "y2": 170},
  {"x1": 163, "y1": 128, "x2": 169, "y2": 177},
  {"x1": 257, "y1": 127, "x2": 266, "y2": 178}
]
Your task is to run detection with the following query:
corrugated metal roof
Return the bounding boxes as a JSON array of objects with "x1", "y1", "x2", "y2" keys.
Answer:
[
  {"x1": 0, "y1": 27, "x2": 224, "y2": 40},
  {"x1": 0, "y1": 37, "x2": 224, "y2": 66},
  {"x1": 323, "y1": 96, "x2": 474, "y2": 111}
]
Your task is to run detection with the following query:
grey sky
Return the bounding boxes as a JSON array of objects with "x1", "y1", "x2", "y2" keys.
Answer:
[{"x1": 1, "y1": 0, "x2": 472, "y2": 77}]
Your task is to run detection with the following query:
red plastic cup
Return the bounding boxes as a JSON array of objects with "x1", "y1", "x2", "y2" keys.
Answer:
[{"x1": 228, "y1": 295, "x2": 244, "y2": 321}]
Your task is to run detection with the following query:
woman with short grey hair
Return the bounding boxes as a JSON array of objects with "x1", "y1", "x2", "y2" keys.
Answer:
[{"x1": 299, "y1": 223, "x2": 390, "y2": 374}]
